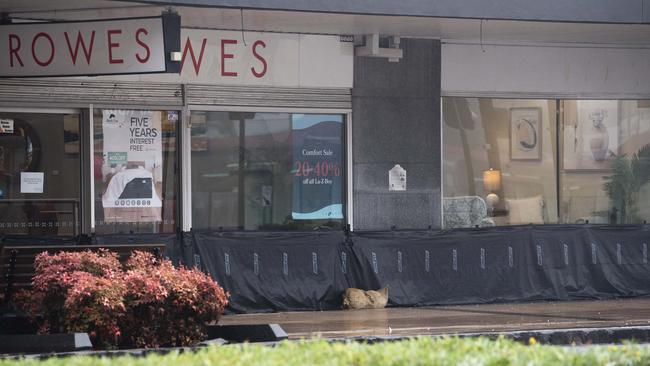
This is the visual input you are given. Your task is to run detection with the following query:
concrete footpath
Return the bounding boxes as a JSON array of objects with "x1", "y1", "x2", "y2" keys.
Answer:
[{"x1": 219, "y1": 298, "x2": 650, "y2": 339}]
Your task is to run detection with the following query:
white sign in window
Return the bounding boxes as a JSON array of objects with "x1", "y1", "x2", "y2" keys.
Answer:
[
  {"x1": 0, "y1": 118, "x2": 13, "y2": 133},
  {"x1": 21, "y1": 172, "x2": 44, "y2": 194}
]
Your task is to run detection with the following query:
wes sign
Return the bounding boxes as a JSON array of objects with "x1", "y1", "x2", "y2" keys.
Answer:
[
  {"x1": 0, "y1": 16, "x2": 180, "y2": 77},
  {"x1": 137, "y1": 30, "x2": 354, "y2": 88}
]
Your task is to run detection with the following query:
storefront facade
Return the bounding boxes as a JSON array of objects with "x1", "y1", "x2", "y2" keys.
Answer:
[
  {"x1": 1, "y1": 1, "x2": 649, "y2": 312},
  {"x1": 0, "y1": 23, "x2": 354, "y2": 236}
]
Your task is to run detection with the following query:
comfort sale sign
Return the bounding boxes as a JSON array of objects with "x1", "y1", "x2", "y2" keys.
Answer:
[{"x1": 0, "y1": 16, "x2": 178, "y2": 77}]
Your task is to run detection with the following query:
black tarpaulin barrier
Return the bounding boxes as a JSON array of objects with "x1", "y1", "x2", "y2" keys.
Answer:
[
  {"x1": 189, "y1": 230, "x2": 350, "y2": 313},
  {"x1": 347, "y1": 225, "x2": 650, "y2": 308},
  {"x1": 188, "y1": 225, "x2": 649, "y2": 313},
  {"x1": 4, "y1": 224, "x2": 649, "y2": 313},
  {"x1": 347, "y1": 227, "x2": 555, "y2": 306}
]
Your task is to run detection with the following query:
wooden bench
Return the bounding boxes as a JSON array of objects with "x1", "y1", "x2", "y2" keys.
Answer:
[{"x1": 1, "y1": 243, "x2": 165, "y2": 306}]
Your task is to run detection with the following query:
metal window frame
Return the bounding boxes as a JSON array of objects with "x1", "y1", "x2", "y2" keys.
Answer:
[{"x1": 184, "y1": 104, "x2": 353, "y2": 231}]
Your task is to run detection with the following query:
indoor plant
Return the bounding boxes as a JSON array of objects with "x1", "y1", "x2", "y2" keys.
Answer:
[{"x1": 603, "y1": 144, "x2": 650, "y2": 223}]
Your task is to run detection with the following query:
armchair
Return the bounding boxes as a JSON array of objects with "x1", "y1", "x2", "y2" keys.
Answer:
[{"x1": 443, "y1": 196, "x2": 496, "y2": 229}]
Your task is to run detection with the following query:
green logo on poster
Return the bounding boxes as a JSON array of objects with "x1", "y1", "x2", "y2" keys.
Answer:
[{"x1": 107, "y1": 152, "x2": 127, "y2": 166}]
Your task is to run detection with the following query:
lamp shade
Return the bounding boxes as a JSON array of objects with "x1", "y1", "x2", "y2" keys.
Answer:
[{"x1": 483, "y1": 168, "x2": 502, "y2": 192}]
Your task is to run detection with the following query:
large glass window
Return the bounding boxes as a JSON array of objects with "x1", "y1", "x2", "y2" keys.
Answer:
[
  {"x1": 443, "y1": 97, "x2": 650, "y2": 228},
  {"x1": 93, "y1": 109, "x2": 178, "y2": 234},
  {"x1": 442, "y1": 98, "x2": 558, "y2": 228},
  {"x1": 191, "y1": 111, "x2": 345, "y2": 230},
  {"x1": 561, "y1": 100, "x2": 650, "y2": 224},
  {"x1": 0, "y1": 111, "x2": 81, "y2": 235}
]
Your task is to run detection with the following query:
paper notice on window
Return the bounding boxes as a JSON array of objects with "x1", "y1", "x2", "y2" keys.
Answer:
[
  {"x1": 0, "y1": 118, "x2": 13, "y2": 133},
  {"x1": 21, "y1": 172, "x2": 44, "y2": 193},
  {"x1": 389, "y1": 164, "x2": 406, "y2": 191}
]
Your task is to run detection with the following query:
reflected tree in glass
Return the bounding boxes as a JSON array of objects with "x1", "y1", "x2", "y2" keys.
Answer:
[{"x1": 443, "y1": 98, "x2": 477, "y2": 196}]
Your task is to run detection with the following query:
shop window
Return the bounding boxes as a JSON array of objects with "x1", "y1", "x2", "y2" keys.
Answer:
[
  {"x1": 442, "y1": 98, "x2": 558, "y2": 228},
  {"x1": 93, "y1": 109, "x2": 178, "y2": 234},
  {"x1": 561, "y1": 100, "x2": 650, "y2": 224},
  {"x1": 0, "y1": 111, "x2": 81, "y2": 235},
  {"x1": 190, "y1": 111, "x2": 345, "y2": 230}
]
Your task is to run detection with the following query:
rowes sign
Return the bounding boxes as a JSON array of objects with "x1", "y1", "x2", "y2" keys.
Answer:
[
  {"x1": 0, "y1": 16, "x2": 352, "y2": 87},
  {"x1": 0, "y1": 15, "x2": 181, "y2": 77}
]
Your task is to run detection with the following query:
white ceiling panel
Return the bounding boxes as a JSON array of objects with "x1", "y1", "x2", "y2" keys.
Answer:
[
  {"x1": 3, "y1": 3, "x2": 650, "y2": 46},
  {"x1": 1, "y1": 0, "x2": 144, "y2": 14}
]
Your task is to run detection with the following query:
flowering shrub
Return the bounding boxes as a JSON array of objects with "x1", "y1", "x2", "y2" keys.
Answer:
[
  {"x1": 15, "y1": 250, "x2": 229, "y2": 349},
  {"x1": 120, "y1": 251, "x2": 229, "y2": 348},
  {"x1": 14, "y1": 249, "x2": 122, "y2": 338},
  {"x1": 62, "y1": 272, "x2": 125, "y2": 348}
]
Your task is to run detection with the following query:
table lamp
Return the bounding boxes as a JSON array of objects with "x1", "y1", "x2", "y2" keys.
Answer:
[{"x1": 483, "y1": 168, "x2": 501, "y2": 208}]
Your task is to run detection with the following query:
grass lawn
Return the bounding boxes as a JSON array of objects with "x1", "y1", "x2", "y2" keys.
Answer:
[{"x1": 2, "y1": 336, "x2": 650, "y2": 366}]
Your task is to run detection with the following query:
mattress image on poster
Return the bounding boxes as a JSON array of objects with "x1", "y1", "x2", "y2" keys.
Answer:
[
  {"x1": 119, "y1": 177, "x2": 153, "y2": 199},
  {"x1": 291, "y1": 114, "x2": 343, "y2": 220},
  {"x1": 102, "y1": 167, "x2": 162, "y2": 208}
]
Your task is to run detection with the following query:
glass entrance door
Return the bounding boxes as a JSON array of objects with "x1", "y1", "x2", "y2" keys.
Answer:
[{"x1": 0, "y1": 109, "x2": 81, "y2": 236}]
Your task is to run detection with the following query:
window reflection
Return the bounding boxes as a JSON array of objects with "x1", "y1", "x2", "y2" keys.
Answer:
[
  {"x1": 442, "y1": 98, "x2": 558, "y2": 228},
  {"x1": 0, "y1": 112, "x2": 80, "y2": 236},
  {"x1": 443, "y1": 97, "x2": 650, "y2": 228},
  {"x1": 190, "y1": 111, "x2": 345, "y2": 231},
  {"x1": 561, "y1": 100, "x2": 650, "y2": 224}
]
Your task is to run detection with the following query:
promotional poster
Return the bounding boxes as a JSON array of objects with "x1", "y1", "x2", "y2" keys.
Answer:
[
  {"x1": 101, "y1": 110, "x2": 163, "y2": 222},
  {"x1": 291, "y1": 114, "x2": 343, "y2": 220}
]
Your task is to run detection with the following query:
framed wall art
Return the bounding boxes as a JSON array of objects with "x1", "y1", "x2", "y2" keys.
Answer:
[
  {"x1": 563, "y1": 100, "x2": 618, "y2": 171},
  {"x1": 510, "y1": 108, "x2": 542, "y2": 161}
]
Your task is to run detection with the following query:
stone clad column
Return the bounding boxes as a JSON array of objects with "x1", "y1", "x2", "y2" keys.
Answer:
[{"x1": 352, "y1": 39, "x2": 441, "y2": 230}]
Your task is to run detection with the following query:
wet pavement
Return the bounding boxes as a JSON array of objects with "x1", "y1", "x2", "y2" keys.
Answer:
[{"x1": 219, "y1": 298, "x2": 650, "y2": 339}]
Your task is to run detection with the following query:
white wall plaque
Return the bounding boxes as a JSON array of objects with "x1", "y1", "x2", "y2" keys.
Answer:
[
  {"x1": 389, "y1": 164, "x2": 406, "y2": 191},
  {"x1": 21, "y1": 172, "x2": 44, "y2": 194}
]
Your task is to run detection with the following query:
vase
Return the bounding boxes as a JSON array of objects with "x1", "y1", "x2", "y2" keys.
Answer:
[
  {"x1": 590, "y1": 126, "x2": 609, "y2": 161},
  {"x1": 588, "y1": 110, "x2": 609, "y2": 161}
]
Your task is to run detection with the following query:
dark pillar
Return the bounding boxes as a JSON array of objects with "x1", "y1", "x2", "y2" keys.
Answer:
[{"x1": 352, "y1": 39, "x2": 441, "y2": 230}]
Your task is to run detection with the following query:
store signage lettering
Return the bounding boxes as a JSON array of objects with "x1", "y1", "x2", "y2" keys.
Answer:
[
  {"x1": 129, "y1": 116, "x2": 158, "y2": 150},
  {"x1": 163, "y1": 29, "x2": 353, "y2": 88},
  {"x1": 2, "y1": 24, "x2": 352, "y2": 86},
  {"x1": 7, "y1": 29, "x2": 150, "y2": 66},
  {"x1": 0, "y1": 16, "x2": 174, "y2": 77},
  {"x1": 180, "y1": 37, "x2": 267, "y2": 78}
]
